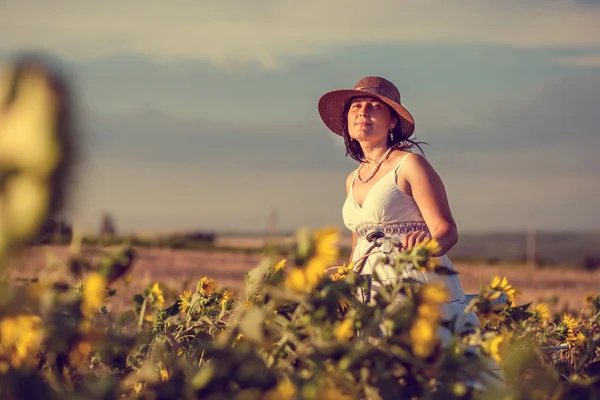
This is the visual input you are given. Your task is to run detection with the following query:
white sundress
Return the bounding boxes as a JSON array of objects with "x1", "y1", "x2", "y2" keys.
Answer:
[{"x1": 342, "y1": 152, "x2": 504, "y2": 387}]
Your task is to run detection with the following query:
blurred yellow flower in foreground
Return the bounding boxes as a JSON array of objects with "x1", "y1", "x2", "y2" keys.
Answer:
[
  {"x1": 483, "y1": 333, "x2": 506, "y2": 365},
  {"x1": 0, "y1": 313, "x2": 45, "y2": 372},
  {"x1": 285, "y1": 227, "x2": 339, "y2": 294},
  {"x1": 149, "y1": 282, "x2": 165, "y2": 307},
  {"x1": 81, "y1": 273, "x2": 106, "y2": 318},
  {"x1": 273, "y1": 259, "x2": 287, "y2": 272},
  {"x1": 3, "y1": 175, "x2": 50, "y2": 242},
  {"x1": 409, "y1": 237, "x2": 442, "y2": 272},
  {"x1": 410, "y1": 283, "x2": 448, "y2": 358},
  {"x1": 330, "y1": 262, "x2": 354, "y2": 282},
  {"x1": 313, "y1": 226, "x2": 340, "y2": 265},
  {"x1": 335, "y1": 318, "x2": 354, "y2": 341},
  {"x1": 0, "y1": 65, "x2": 61, "y2": 177},
  {"x1": 0, "y1": 59, "x2": 74, "y2": 261},
  {"x1": 263, "y1": 377, "x2": 296, "y2": 400},
  {"x1": 320, "y1": 377, "x2": 355, "y2": 400},
  {"x1": 69, "y1": 340, "x2": 92, "y2": 366},
  {"x1": 285, "y1": 267, "x2": 323, "y2": 294},
  {"x1": 158, "y1": 364, "x2": 170, "y2": 381}
]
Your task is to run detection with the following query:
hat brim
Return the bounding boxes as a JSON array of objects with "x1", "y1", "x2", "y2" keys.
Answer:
[{"x1": 318, "y1": 89, "x2": 415, "y2": 138}]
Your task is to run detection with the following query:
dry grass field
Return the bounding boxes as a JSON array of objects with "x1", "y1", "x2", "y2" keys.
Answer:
[{"x1": 6, "y1": 237, "x2": 599, "y2": 316}]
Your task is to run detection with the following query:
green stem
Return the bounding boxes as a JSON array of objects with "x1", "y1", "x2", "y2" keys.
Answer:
[{"x1": 137, "y1": 297, "x2": 148, "y2": 332}]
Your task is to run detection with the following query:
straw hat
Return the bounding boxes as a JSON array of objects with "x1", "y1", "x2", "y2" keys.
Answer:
[{"x1": 318, "y1": 76, "x2": 415, "y2": 138}]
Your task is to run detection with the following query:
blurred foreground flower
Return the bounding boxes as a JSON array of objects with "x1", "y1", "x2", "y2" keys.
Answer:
[
  {"x1": 285, "y1": 227, "x2": 339, "y2": 294},
  {"x1": 330, "y1": 262, "x2": 354, "y2": 282},
  {"x1": 482, "y1": 332, "x2": 507, "y2": 365},
  {"x1": 0, "y1": 313, "x2": 45, "y2": 372},
  {"x1": 335, "y1": 318, "x2": 354, "y2": 341},
  {"x1": 410, "y1": 283, "x2": 448, "y2": 358},
  {"x1": 149, "y1": 282, "x2": 165, "y2": 307},
  {"x1": 81, "y1": 272, "x2": 106, "y2": 318},
  {"x1": 408, "y1": 237, "x2": 442, "y2": 272},
  {"x1": 0, "y1": 56, "x2": 74, "y2": 262}
]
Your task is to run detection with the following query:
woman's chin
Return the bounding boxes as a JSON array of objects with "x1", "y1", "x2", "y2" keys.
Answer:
[{"x1": 350, "y1": 132, "x2": 385, "y2": 143}]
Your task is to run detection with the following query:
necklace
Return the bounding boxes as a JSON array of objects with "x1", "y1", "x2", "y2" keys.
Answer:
[{"x1": 357, "y1": 147, "x2": 393, "y2": 183}]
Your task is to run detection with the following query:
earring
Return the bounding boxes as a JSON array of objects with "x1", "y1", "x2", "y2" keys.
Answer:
[{"x1": 389, "y1": 129, "x2": 394, "y2": 142}]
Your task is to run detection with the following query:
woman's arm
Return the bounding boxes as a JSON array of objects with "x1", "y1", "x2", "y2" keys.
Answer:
[{"x1": 401, "y1": 154, "x2": 458, "y2": 256}]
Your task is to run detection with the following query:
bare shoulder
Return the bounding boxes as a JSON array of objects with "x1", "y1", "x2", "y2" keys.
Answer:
[
  {"x1": 403, "y1": 153, "x2": 440, "y2": 177},
  {"x1": 388, "y1": 149, "x2": 414, "y2": 163},
  {"x1": 396, "y1": 153, "x2": 444, "y2": 195}
]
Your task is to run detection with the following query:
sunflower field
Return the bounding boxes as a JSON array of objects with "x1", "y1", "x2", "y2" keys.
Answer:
[{"x1": 1, "y1": 57, "x2": 600, "y2": 400}]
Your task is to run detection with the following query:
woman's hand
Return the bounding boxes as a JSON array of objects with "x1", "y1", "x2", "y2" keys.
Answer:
[{"x1": 401, "y1": 230, "x2": 431, "y2": 251}]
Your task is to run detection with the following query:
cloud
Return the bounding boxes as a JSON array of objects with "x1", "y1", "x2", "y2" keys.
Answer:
[
  {"x1": 67, "y1": 157, "x2": 353, "y2": 235},
  {"x1": 1, "y1": 1, "x2": 600, "y2": 68},
  {"x1": 65, "y1": 72, "x2": 600, "y2": 233},
  {"x1": 82, "y1": 107, "x2": 354, "y2": 171},
  {"x1": 555, "y1": 54, "x2": 600, "y2": 68},
  {"x1": 422, "y1": 75, "x2": 600, "y2": 154}
]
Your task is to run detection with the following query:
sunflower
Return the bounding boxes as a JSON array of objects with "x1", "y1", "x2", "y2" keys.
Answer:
[
  {"x1": 475, "y1": 290, "x2": 506, "y2": 328},
  {"x1": 220, "y1": 290, "x2": 233, "y2": 307},
  {"x1": 490, "y1": 275, "x2": 520, "y2": 304},
  {"x1": 178, "y1": 290, "x2": 193, "y2": 313},
  {"x1": 533, "y1": 303, "x2": 550, "y2": 322},
  {"x1": 562, "y1": 314, "x2": 586, "y2": 348},
  {"x1": 197, "y1": 277, "x2": 217, "y2": 295},
  {"x1": 330, "y1": 262, "x2": 354, "y2": 281}
]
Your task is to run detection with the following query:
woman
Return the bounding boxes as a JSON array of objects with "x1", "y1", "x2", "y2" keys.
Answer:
[{"x1": 317, "y1": 76, "x2": 504, "y2": 386}]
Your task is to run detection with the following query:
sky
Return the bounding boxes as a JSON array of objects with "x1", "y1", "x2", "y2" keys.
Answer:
[{"x1": 1, "y1": 1, "x2": 599, "y2": 235}]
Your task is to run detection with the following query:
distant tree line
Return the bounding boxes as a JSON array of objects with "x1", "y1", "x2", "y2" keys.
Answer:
[{"x1": 27, "y1": 214, "x2": 217, "y2": 250}]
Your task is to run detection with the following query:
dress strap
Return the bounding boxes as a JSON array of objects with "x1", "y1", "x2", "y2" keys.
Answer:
[
  {"x1": 351, "y1": 168, "x2": 359, "y2": 185},
  {"x1": 393, "y1": 152, "x2": 413, "y2": 174}
]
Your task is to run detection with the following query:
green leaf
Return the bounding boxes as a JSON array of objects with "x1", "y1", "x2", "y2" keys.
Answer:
[
  {"x1": 295, "y1": 227, "x2": 313, "y2": 262},
  {"x1": 163, "y1": 300, "x2": 181, "y2": 317},
  {"x1": 238, "y1": 307, "x2": 266, "y2": 344},
  {"x1": 191, "y1": 364, "x2": 215, "y2": 390},
  {"x1": 244, "y1": 258, "x2": 273, "y2": 300},
  {"x1": 433, "y1": 266, "x2": 458, "y2": 276}
]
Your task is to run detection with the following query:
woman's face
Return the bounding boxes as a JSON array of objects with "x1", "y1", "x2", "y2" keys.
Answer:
[{"x1": 346, "y1": 96, "x2": 396, "y2": 143}]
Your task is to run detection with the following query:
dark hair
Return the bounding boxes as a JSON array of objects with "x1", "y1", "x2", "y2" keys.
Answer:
[{"x1": 342, "y1": 98, "x2": 427, "y2": 163}]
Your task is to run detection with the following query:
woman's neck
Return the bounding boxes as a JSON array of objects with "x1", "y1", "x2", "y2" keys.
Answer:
[{"x1": 361, "y1": 142, "x2": 391, "y2": 164}]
